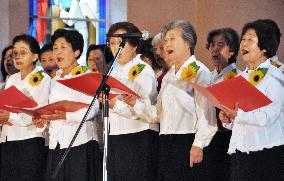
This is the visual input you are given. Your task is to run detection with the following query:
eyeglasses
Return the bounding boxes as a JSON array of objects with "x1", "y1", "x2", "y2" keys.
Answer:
[
  {"x1": 12, "y1": 50, "x2": 30, "y2": 58},
  {"x1": 107, "y1": 40, "x2": 123, "y2": 47}
]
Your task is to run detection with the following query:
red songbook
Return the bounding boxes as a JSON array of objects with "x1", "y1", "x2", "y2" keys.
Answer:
[
  {"x1": 0, "y1": 86, "x2": 38, "y2": 126},
  {"x1": 0, "y1": 86, "x2": 38, "y2": 108},
  {"x1": 188, "y1": 75, "x2": 272, "y2": 112},
  {"x1": 58, "y1": 72, "x2": 139, "y2": 98},
  {"x1": 9, "y1": 100, "x2": 88, "y2": 117}
]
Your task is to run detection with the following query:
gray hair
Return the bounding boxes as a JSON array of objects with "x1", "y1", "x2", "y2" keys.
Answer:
[
  {"x1": 151, "y1": 32, "x2": 163, "y2": 46},
  {"x1": 161, "y1": 20, "x2": 197, "y2": 55}
]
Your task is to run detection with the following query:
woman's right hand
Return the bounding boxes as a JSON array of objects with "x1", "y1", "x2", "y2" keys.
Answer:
[
  {"x1": 122, "y1": 94, "x2": 138, "y2": 107},
  {"x1": 219, "y1": 110, "x2": 231, "y2": 123},
  {"x1": 32, "y1": 117, "x2": 47, "y2": 128}
]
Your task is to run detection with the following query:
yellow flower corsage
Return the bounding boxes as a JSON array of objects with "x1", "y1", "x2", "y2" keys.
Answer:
[
  {"x1": 29, "y1": 71, "x2": 44, "y2": 87},
  {"x1": 224, "y1": 69, "x2": 237, "y2": 80},
  {"x1": 70, "y1": 66, "x2": 89, "y2": 76},
  {"x1": 270, "y1": 59, "x2": 281, "y2": 68},
  {"x1": 128, "y1": 63, "x2": 146, "y2": 81},
  {"x1": 181, "y1": 61, "x2": 200, "y2": 81},
  {"x1": 249, "y1": 68, "x2": 268, "y2": 86}
]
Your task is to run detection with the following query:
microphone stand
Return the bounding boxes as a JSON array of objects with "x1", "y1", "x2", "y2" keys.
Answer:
[{"x1": 51, "y1": 40, "x2": 126, "y2": 180}]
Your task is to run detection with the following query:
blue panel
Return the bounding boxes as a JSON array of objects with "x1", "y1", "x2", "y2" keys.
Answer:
[
  {"x1": 28, "y1": 0, "x2": 37, "y2": 38},
  {"x1": 99, "y1": 0, "x2": 106, "y2": 44}
]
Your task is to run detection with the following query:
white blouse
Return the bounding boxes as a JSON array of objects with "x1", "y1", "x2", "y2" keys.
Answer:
[
  {"x1": 228, "y1": 59, "x2": 284, "y2": 154},
  {"x1": 48, "y1": 66, "x2": 99, "y2": 149},
  {"x1": 133, "y1": 55, "x2": 217, "y2": 148},
  {"x1": 0, "y1": 66, "x2": 51, "y2": 142},
  {"x1": 109, "y1": 54, "x2": 159, "y2": 135}
]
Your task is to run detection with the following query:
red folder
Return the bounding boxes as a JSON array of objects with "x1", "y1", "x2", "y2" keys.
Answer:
[
  {"x1": 58, "y1": 72, "x2": 139, "y2": 98},
  {"x1": 7, "y1": 100, "x2": 88, "y2": 117},
  {"x1": 0, "y1": 86, "x2": 38, "y2": 126},
  {"x1": 0, "y1": 86, "x2": 38, "y2": 108},
  {"x1": 188, "y1": 75, "x2": 272, "y2": 112}
]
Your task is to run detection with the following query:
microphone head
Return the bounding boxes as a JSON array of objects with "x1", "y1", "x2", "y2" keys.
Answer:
[{"x1": 141, "y1": 30, "x2": 150, "y2": 40}]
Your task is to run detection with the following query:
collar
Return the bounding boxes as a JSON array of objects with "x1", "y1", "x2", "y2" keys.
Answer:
[
  {"x1": 116, "y1": 54, "x2": 141, "y2": 70},
  {"x1": 20, "y1": 66, "x2": 42, "y2": 81},
  {"x1": 244, "y1": 58, "x2": 271, "y2": 74},
  {"x1": 174, "y1": 55, "x2": 197, "y2": 78}
]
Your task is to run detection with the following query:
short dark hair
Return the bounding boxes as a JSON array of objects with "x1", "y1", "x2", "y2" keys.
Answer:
[
  {"x1": 12, "y1": 34, "x2": 40, "y2": 55},
  {"x1": 106, "y1": 22, "x2": 141, "y2": 49},
  {"x1": 257, "y1": 19, "x2": 281, "y2": 50},
  {"x1": 39, "y1": 43, "x2": 53, "y2": 61},
  {"x1": 206, "y1": 28, "x2": 239, "y2": 64},
  {"x1": 241, "y1": 20, "x2": 278, "y2": 58},
  {"x1": 86, "y1": 44, "x2": 114, "y2": 64},
  {"x1": 1, "y1": 45, "x2": 13, "y2": 80},
  {"x1": 51, "y1": 29, "x2": 84, "y2": 59},
  {"x1": 12, "y1": 34, "x2": 40, "y2": 65}
]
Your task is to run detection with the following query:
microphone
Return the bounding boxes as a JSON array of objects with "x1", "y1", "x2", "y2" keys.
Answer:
[{"x1": 111, "y1": 30, "x2": 149, "y2": 40}]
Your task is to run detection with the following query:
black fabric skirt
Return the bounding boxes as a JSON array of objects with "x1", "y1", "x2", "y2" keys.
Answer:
[
  {"x1": 0, "y1": 137, "x2": 48, "y2": 181},
  {"x1": 107, "y1": 129, "x2": 159, "y2": 181},
  {"x1": 158, "y1": 134, "x2": 208, "y2": 181},
  {"x1": 202, "y1": 130, "x2": 232, "y2": 181},
  {"x1": 46, "y1": 140, "x2": 102, "y2": 181},
  {"x1": 231, "y1": 144, "x2": 284, "y2": 181}
]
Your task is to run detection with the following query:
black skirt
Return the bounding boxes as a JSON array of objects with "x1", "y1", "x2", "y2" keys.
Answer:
[
  {"x1": 231, "y1": 144, "x2": 284, "y2": 181},
  {"x1": 203, "y1": 130, "x2": 232, "y2": 181},
  {"x1": 0, "y1": 137, "x2": 48, "y2": 181},
  {"x1": 158, "y1": 134, "x2": 208, "y2": 181},
  {"x1": 107, "y1": 130, "x2": 159, "y2": 181},
  {"x1": 46, "y1": 140, "x2": 102, "y2": 181}
]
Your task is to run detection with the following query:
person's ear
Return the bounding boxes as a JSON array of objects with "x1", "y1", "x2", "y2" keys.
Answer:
[
  {"x1": 229, "y1": 51, "x2": 234, "y2": 58},
  {"x1": 74, "y1": 49, "x2": 80, "y2": 59},
  {"x1": 32, "y1": 54, "x2": 38, "y2": 62}
]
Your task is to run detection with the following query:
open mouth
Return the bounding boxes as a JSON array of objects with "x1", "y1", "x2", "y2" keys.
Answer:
[
  {"x1": 212, "y1": 55, "x2": 219, "y2": 60},
  {"x1": 241, "y1": 50, "x2": 249, "y2": 55},
  {"x1": 167, "y1": 50, "x2": 174, "y2": 55},
  {"x1": 14, "y1": 62, "x2": 23, "y2": 66},
  {"x1": 57, "y1": 57, "x2": 64, "y2": 62}
]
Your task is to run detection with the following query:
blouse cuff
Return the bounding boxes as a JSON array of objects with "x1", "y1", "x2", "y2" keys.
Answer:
[
  {"x1": 192, "y1": 139, "x2": 206, "y2": 149},
  {"x1": 65, "y1": 111, "x2": 82, "y2": 125},
  {"x1": 133, "y1": 99, "x2": 145, "y2": 116}
]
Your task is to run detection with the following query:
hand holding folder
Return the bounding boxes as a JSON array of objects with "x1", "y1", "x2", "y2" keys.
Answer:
[
  {"x1": 57, "y1": 72, "x2": 139, "y2": 98},
  {"x1": 0, "y1": 86, "x2": 38, "y2": 108},
  {"x1": 13, "y1": 100, "x2": 88, "y2": 117},
  {"x1": 188, "y1": 75, "x2": 272, "y2": 112},
  {"x1": 0, "y1": 86, "x2": 88, "y2": 118},
  {"x1": 0, "y1": 86, "x2": 38, "y2": 126}
]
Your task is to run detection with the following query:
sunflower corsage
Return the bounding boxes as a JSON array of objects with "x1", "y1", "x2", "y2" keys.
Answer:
[
  {"x1": 29, "y1": 71, "x2": 44, "y2": 87},
  {"x1": 249, "y1": 68, "x2": 268, "y2": 86},
  {"x1": 224, "y1": 69, "x2": 237, "y2": 80},
  {"x1": 128, "y1": 63, "x2": 146, "y2": 81},
  {"x1": 181, "y1": 61, "x2": 200, "y2": 81},
  {"x1": 70, "y1": 66, "x2": 89, "y2": 76}
]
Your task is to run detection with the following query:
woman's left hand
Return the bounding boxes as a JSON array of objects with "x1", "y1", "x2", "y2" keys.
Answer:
[
  {"x1": 98, "y1": 93, "x2": 116, "y2": 109},
  {"x1": 0, "y1": 110, "x2": 10, "y2": 121},
  {"x1": 33, "y1": 117, "x2": 47, "y2": 128},
  {"x1": 122, "y1": 94, "x2": 137, "y2": 107},
  {"x1": 189, "y1": 145, "x2": 203, "y2": 167},
  {"x1": 41, "y1": 110, "x2": 66, "y2": 120},
  {"x1": 221, "y1": 102, "x2": 239, "y2": 120}
]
